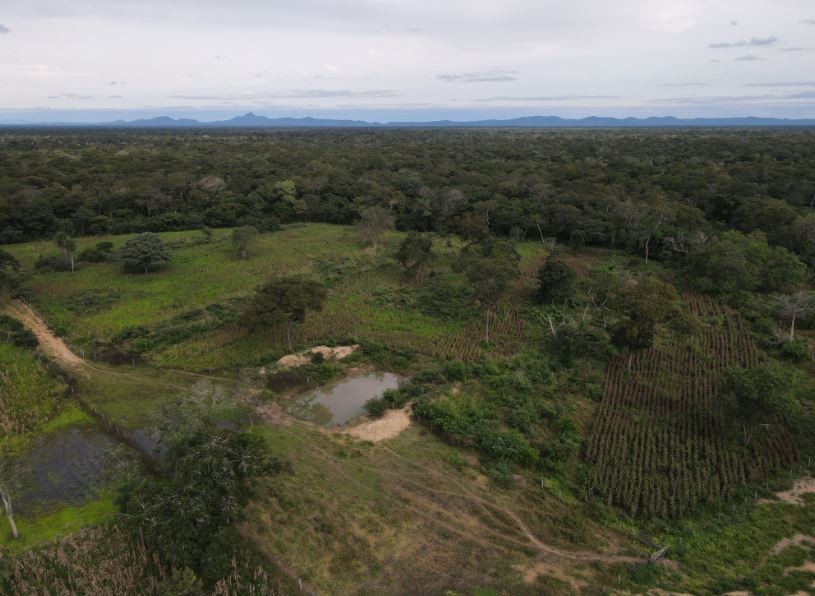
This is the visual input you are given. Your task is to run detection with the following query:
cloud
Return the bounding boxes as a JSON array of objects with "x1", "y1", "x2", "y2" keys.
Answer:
[
  {"x1": 744, "y1": 81, "x2": 815, "y2": 87},
  {"x1": 657, "y1": 82, "x2": 708, "y2": 87},
  {"x1": 474, "y1": 94, "x2": 618, "y2": 102},
  {"x1": 729, "y1": 20, "x2": 738, "y2": 26},
  {"x1": 170, "y1": 89, "x2": 399, "y2": 100},
  {"x1": 801, "y1": 19, "x2": 815, "y2": 25},
  {"x1": 709, "y1": 36, "x2": 778, "y2": 48},
  {"x1": 106, "y1": 80, "x2": 125, "y2": 86},
  {"x1": 437, "y1": 70, "x2": 518, "y2": 83},
  {"x1": 735, "y1": 54, "x2": 762, "y2": 61},
  {"x1": 49, "y1": 93, "x2": 94, "y2": 100},
  {"x1": 779, "y1": 47, "x2": 811, "y2": 52},
  {"x1": 0, "y1": 24, "x2": 9, "y2": 34}
]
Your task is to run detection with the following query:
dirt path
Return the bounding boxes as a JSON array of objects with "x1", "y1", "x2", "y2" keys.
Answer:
[
  {"x1": 3, "y1": 299, "x2": 189, "y2": 391},
  {"x1": 4, "y1": 300, "x2": 86, "y2": 370}
]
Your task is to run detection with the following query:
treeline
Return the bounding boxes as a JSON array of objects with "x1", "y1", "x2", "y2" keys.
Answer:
[{"x1": 1, "y1": 128, "x2": 815, "y2": 261}]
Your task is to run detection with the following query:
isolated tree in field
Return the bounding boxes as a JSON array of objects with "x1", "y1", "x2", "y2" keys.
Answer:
[
  {"x1": 611, "y1": 276, "x2": 691, "y2": 369},
  {"x1": 395, "y1": 232, "x2": 433, "y2": 279},
  {"x1": 117, "y1": 233, "x2": 170, "y2": 274},
  {"x1": 231, "y1": 226, "x2": 258, "y2": 260},
  {"x1": 0, "y1": 250, "x2": 20, "y2": 293},
  {"x1": 457, "y1": 239, "x2": 519, "y2": 343},
  {"x1": 775, "y1": 292, "x2": 815, "y2": 341},
  {"x1": 722, "y1": 362, "x2": 800, "y2": 445},
  {"x1": 358, "y1": 206, "x2": 394, "y2": 249},
  {"x1": 53, "y1": 231, "x2": 77, "y2": 272},
  {"x1": 243, "y1": 276, "x2": 327, "y2": 350},
  {"x1": 536, "y1": 257, "x2": 577, "y2": 304}
]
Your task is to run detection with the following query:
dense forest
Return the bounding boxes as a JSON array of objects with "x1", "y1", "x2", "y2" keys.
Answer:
[{"x1": 2, "y1": 128, "x2": 815, "y2": 262}]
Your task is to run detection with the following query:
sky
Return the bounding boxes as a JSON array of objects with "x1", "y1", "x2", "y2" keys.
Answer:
[{"x1": 1, "y1": 0, "x2": 814, "y2": 122}]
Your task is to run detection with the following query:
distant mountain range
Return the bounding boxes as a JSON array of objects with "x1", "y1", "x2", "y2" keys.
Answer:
[{"x1": 3, "y1": 112, "x2": 815, "y2": 128}]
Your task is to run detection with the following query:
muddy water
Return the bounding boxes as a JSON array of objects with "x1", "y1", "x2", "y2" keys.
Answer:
[
  {"x1": 286, "y1": 371, "x2": 401, "y2": 427},
  {"x1": 2, "y1": 428, "x2": 116, "y2": 516}
]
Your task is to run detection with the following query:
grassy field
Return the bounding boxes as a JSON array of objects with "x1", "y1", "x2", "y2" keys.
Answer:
[
  {"x1": 7, "y1": 224, "x2": 548, "y2": 371},
  {"x1": 0, "y1": 343, "x2": 65, "y2": 437}
]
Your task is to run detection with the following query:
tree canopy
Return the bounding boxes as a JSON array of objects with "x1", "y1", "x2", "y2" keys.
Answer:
[
  {"x1": 242, "y1": 276, "x2": 327, "y2": 350},
  {"x1": 117, "y1": 233, "x2": 171, "y2": 274}
]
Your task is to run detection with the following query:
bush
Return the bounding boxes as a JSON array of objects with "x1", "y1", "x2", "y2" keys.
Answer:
[
  {"x1": 78, "y1": 241, "x2": 115, "y2": 263},
  {"x1": 0, "y1": 314, "x2": 38, "y2": 348},
  {"x1": 364, "y1": 397, "x2": 388, "y2": 417},
  {"x1": 780, "y1": 339, "x2": 810, "y2": 362},
  {"x1": 35, "y1": 253, "x2": 72, "y2": 271}
]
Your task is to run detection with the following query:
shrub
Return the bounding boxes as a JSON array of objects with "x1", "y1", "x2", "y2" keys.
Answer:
[
  {"x1": 364, "y1": 397, "x2": 388, "y2": 417},
  {"x1": 780, "y1": 339, "x2": 810, "y2": 363}
]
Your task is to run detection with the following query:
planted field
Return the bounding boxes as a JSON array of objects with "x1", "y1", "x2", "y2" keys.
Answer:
[{"x1": 585, "y1": 294, "x2": 798, "y2": 517}]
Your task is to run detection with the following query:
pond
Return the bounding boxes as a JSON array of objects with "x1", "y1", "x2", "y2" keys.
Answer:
[
  {"x1": 286, "y1": 371, "x2": 402, "y2": 427},
  {"x1": 1, "y1": 427, "x2": 117, "y2": 516}
]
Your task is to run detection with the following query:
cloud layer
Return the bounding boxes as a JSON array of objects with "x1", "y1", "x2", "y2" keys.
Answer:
[{"x1": 0, "y1": 0, "x2": 814, "y2": 119}]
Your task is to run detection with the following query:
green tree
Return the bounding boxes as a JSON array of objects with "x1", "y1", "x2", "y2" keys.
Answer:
[
  {"x1": 457, "y1": 239, "x2": 519, "y2": 343},
  {"x1": 0, "y1": 250, "x2": 20, "y2": 294},
  {"x1": 689, "y1": 230, "x2": 806, "y2": 296},
  {"x1": 358, "y1": 206, "x2": 394, "y2": 249},
  {"x1": 536, "y1": 257, "x2": 577, "y2": 304},
  {"x1": 775, "y1": 292, "x2": 815, "y2": 341},
  {"x1": 53, "y1": 230, "x2": 77, "y2": 272},
  {"x1": 231, "y1": 226, "x2": 258, "y2": 260},
  {"x1": 610, "y1": 276, "x2": 691, "y2": 369},
  {"x1": 119, "y1": 424, "x2": 281, "y2": 582},
  {"x1": 722, "y1": 362, "x2": 801, "y2": 445},
  {"x1": 243, "y1": 276, "x2": 327, "y2": 350},
  {"x1": 395, "y1": 232, "x2": 433, "y2": 279},
  {"x1": 117, "y1": 233, "x2": 170, "y2": 274}
]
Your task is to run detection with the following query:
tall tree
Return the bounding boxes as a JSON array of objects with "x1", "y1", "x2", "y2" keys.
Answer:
[
  {"x1": 610, "y1": 276, "x2": 692, "y2": 369},
  {"x1": 358, "y1": 206, "x2": 394, "y2": 249},
  {"x1": 231, "y1": 226, "x2": 258, "y2": 260},
  {"x1": 775, "y1": 292, "x2": 815, "y2": 341},
  {"x1": 722, "y1": 362, "x2": 801, "y2": 445},
  {"x1": 536, "y1": 257, "x2": 577, "y2": 304},
  {"x1": 243, "y1": 276, "x2": 327, "y2": 350},
  {"x1": 457, "y1": 239, "x2": 519, "y2": 343},
  {"x1": 53, "y1": 231, "x2": 77, "y2": 272},
  {"x1": 395, "y1": 232, "x2": 433, "y2": 279}
]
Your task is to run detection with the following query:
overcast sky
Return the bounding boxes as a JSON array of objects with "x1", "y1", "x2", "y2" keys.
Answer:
[{"x1": 1, "y1": 0, "x2": 814, "y2": 122}]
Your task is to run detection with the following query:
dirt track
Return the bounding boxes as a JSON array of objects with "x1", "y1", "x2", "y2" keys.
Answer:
[{"x1": 4, "y1": 300, "x2": 86, "y2": 370}]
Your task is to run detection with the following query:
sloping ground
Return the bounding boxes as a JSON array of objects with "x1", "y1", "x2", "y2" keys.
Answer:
[
  {"x1": 245, "y1": 421, "x2": 649, "y2": 595},
  {"x1": 586, "y1": 294, "x2": 798, "y2": 517}
]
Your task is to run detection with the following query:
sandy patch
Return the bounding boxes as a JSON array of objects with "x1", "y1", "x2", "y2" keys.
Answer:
[
  {"x1": 761, "y1": 477, "x2": 815, "y2": 506},
  {"x1": 340, "y1": 406, "x2": 411, "y2": 442},
  {"x1": 276, "y1": 345, "x2": 360, "y2": 369},
  {"x1": 771, "y1": 534, "x2": 815, "y2": 556}
]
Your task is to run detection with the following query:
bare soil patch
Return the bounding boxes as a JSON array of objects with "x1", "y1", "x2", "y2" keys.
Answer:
[
  {"x1": 4, "y1": 300, "x2": 85, "y2": 370},
  {"x1": 275, "y1": 344, "x2": 359, "y2": 369},
  {"x1": 764, "y1": 477, "x2": 815, "y2": 506},
  {"x1": 340, "y1": 406, "x2": 412, "y2": 442}
]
